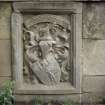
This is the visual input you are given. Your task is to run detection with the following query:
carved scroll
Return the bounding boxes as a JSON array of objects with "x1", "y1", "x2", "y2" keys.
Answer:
[{"x1": 23, "y1": 14, "x2": 71, "y2": 86}]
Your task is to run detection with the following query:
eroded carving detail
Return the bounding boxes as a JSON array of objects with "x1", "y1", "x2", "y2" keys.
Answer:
[{"x1": 23, "y1": 14, "x2": 71, "y2": 85}]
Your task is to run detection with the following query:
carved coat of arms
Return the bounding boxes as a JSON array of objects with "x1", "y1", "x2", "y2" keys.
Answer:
[{"x1": 23, "y1": 14, "x2": 71, "y2": 86}]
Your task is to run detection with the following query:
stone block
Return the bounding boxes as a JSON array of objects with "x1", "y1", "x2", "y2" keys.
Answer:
[
  {"x1": 0, "y1": 3, "x2": 11, "y2": 39},
  {"x1": 0, "y1": 40, "x2": 11, "y2": 76},
  {"x1": 83, "y1": 39, "x2": 105, "y2": 75},
  {"x1": 0, "y1": 77, "x2": 11, "y2": 87},
  {"x1": 83, "y1": 76, "x2": 105, "y2": 92},
  {"x1": 82, "y1": 92, "x2": 105, "y2": 104},
  {"x1": 83, "y1": 3, "x2": 105, "y2": 39}
]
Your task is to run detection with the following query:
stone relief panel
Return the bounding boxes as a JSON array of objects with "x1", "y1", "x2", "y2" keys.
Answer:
[
  {"x1": 12, "y1": 2, "x2": 82, "y2": 94},
  {"x1": 23, "y1": 14, "x2": 71, "y2": 86}
]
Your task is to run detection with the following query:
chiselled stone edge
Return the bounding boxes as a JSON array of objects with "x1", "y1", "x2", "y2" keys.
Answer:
[{"x1": 13, "y1": 2, "x2": 82, "y2": 14}]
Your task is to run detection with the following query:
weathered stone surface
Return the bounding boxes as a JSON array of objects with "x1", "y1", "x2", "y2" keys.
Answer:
[
  {"x1": 0, "y1": 40, "x2": 11, "y2": 76},
  {"x1": 0, "y1": 77, "x2": 10, "y2": 87},
  {"x1": 83, "y1": 3, "x2": 105, "y2": 39},
  {"x1": 13, "y1": 2, "x2": 82, "y2": 14},
  {"x1": 0, "y1": 3, "x2": 11, "y2": 39},
  {"x1": 82, "y1": 92, "x2": 105, "y2": 104},
  {"x1": 83, "y1": 39, "x2": 105, "y2": 75},
  {"x1": 83, "y1": 76, "x2": 105, "y2": 92}
]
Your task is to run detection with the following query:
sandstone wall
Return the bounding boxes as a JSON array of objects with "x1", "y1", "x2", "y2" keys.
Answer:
[
  {"x1": 0, "y1": 3, "x2": 11, "y2": 86},
  {"x1": 0, "y1": 1, "x2": 105, "y2": 104},
  {"x1": 82, "y1": 3, "x2": 105, "y2": 103}
]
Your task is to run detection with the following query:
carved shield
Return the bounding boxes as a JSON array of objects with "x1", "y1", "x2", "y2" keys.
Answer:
[{"x1": 23, "y1": 14, "x2": 71, "y2": 85}]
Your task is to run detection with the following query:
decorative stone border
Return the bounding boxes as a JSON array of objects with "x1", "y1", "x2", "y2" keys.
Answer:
[{"x1": 12, "y1": 1, "x2": 82, "y2": 94}]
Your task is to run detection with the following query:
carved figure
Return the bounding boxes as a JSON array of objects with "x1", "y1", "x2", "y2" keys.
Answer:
[{"x1": 23, "y1": 15, "x2": 71, "y2": 85}]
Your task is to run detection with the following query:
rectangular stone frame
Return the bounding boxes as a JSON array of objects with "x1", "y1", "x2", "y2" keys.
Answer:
[{"x1": 12, "y1": 2, "x2": 82, "y2": 94}]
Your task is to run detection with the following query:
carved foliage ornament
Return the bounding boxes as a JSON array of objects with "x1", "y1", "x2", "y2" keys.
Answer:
[{"x1": 23, "y1": 14, "x2": 71, "y2": 86}]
